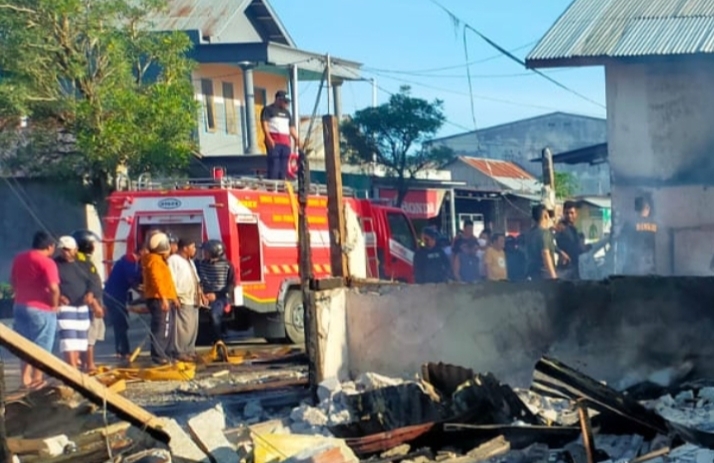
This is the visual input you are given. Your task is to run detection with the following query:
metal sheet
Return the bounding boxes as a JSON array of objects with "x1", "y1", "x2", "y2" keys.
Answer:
[{"x1": 527, "y1": 0, "x2": 714, "y2": 65}]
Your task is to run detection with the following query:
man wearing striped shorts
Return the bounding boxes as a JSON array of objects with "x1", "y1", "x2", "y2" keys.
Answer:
[{"x1": 55, "y1": 236, "x2": 94, "y2": 368}]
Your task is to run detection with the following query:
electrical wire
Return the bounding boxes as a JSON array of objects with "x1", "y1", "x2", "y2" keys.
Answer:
[
  {"x1": 426, "y1": 0, "x2": 606, "y2": 110},
  {"x1": 364, "y1": 40, "x2": 538, "y2": 74}
]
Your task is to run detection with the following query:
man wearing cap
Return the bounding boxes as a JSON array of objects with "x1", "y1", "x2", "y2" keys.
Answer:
[
  {"x1": 260, "y1": 90, "x2": 300, "y2": 180},
  {"x1": 54, "y1": 236, "x2": 94, "y2": 369},
  {"x1": 141, "y1": 232, "x2": 180, "y2": 364}
]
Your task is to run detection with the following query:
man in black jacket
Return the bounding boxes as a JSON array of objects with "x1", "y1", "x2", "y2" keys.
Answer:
[
  {"x1": 196, "y1": 240, "x2": 236, "y2": 343},
  {"x1": 413, "y1": 228, "x2": 451, "y2": 284}
]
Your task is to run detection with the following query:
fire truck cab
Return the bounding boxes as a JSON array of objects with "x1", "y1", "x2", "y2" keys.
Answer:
[{"x1": 103, "y1": 175, "x2": 418, "y2": 344}]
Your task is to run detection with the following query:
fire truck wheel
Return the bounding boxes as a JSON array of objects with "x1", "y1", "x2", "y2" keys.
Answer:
[{"x1": 283, "y1": 290, "x2": 305, "y2": 345}]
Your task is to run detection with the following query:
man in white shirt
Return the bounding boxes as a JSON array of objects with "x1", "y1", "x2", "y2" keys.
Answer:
[{"x1": 167, "y1": 238, "x2": 203, "y2": 360}]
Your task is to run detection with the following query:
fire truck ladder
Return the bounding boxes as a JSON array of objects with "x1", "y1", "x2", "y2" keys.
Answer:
[{"x1": 121, "y1": 173, "x2": 355, "y2": 197}]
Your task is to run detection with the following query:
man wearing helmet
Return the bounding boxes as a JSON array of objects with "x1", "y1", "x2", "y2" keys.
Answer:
[
  {"x1": 196, "y1": 240, "x2": 236, "y2": 343},
  {"x1": 71, "y1": 229, "x2": 106, "y2": 373},
  {"x1": 142, "y1": 232, "x2": 180, "y2": 364}
]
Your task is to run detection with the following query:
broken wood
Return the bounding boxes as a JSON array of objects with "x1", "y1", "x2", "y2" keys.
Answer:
[
  {"x1": 532, "y1": 356, "x2": 668, "y2": 435},
  {"x1": 452, "y1": 435, "x2": 511, "y2": 463},
  {"x1": 630, "y1": 446, "x2": 670, "y2": 463},
  {"x1": 576, "y1": 401, "x2": 596, "y2": 463},
  {"x1": 0, "y1": 359, "x2": 9, "y2": 462},
  {"x1": 0, "y1": 323, "x2": 168, "y2": 442}
]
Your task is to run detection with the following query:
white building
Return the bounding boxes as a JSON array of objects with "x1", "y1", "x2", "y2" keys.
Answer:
[{"x1": 527, "y1": 0, "x2": 714, "y2": 276}]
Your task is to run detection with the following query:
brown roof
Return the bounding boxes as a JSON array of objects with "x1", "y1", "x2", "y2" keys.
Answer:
[{"x1": 458, "y1": 157, "x2": 535, "y2": 180}]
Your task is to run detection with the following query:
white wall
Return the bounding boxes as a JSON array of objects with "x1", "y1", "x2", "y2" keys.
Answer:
[
  {"x1": 318, "y1": 280, "x2": 714, "y2": 389},
  {"x1": 606, "y1": 58, "x2": 714, "y2": 275}
]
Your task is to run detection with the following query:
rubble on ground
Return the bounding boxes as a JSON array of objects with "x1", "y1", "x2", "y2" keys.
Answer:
[{"x1": 11, "y1": 351, "x2": 714, "y2": 463}]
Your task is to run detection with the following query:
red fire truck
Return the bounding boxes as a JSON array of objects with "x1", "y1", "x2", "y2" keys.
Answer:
[{"x1": 103, "y1": 175, "x2": 418, "y2": 344}]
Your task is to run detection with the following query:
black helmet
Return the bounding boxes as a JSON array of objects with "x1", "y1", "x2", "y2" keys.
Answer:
[
  {"x1": 71, "y1": 229, "x2": 101, "y2": 255},
  {"x1": 202, "y1": 239, "x2": 225, "y2": 259}
]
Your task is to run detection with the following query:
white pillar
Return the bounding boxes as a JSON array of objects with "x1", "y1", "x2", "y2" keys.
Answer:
[
  {"x1": 241, "y1": 64, "x2": 259, "y2": 154},
  {"x1": 290, "y1": 64, "x2": 300, "y2": 143}
]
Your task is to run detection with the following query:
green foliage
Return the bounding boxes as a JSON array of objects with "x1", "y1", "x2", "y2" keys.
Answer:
[
  {"x1": 0, "y1": 0, "x2": 198, "y2": 205},
  {"x1": 0, "y1": 282, "x2": 13, "y2": 300},
  {"x1": 554, "y1": 171, "x2": 577, "y2": 199},
  {"x1": 341, "y1": 86, "x2": 455, "y2": 207}
]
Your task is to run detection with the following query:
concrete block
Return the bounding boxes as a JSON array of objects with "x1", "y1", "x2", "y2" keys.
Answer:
[
  {"x1": 187, "y1": 405, "x2": 236, "y2": 463},
  {"x1": 159, "y1": 418, "x2": 209, "y2": 463}
]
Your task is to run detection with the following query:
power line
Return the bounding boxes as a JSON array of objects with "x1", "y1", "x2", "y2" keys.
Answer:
[
  {"x1": 363, "y1": 67, "x2": 596, "y2": 114},
  {"x1": 364, "y1": 40, "x2": 538, "y2": 75},
  {"x1": 427, "y1": 0, "x2": 606, "y2": 110},
  {"x1": 365, "y1": 69, "x2": 572, "y2": 80}
]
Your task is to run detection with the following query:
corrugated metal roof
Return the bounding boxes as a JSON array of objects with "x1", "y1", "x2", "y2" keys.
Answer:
[
  {"x1": 527, "y1": 0, "x2": 714, "y2": 65},
  {"x1": 459, "y1": 157, "x2": 535, "y2": 180},
  {"x1": 458, "y1": 157, "x2": 542, "y2": 193},
  {"x1": 145, "y1": 0, "x2": 293, "y2": 46}
]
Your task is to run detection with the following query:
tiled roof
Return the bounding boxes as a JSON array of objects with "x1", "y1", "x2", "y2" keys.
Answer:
[{"x1": 527, "y1": 0, "x2": 714, "y2": 67}]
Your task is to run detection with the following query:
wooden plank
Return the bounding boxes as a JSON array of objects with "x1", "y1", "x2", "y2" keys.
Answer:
[
  {"x1": 0, "y1": 323, "x2": 168, "y2": 442},
  {"x1": 322, "y1": 114, "x2": 348, "y2": 278}
]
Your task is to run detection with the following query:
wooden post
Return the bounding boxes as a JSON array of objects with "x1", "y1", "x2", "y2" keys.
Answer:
[
  {"x1": 0, "y1": 360, "x2": 10, "y2": 462},
  {"x1": 0, "y1": 323, "x2": 168, "y2": 442},
  {"x1": 322, "y1": 115, "x2": 348, "y2": 278},
  {"x1": 297, "y1": 147, "x2": 320, "y2": 403}
]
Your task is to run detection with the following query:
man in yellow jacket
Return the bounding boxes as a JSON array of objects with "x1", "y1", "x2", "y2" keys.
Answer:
[{"x1": 142, "y1": 232, "x2": 179, "y2": 365}]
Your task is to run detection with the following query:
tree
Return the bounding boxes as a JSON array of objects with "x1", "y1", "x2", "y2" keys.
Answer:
[
  {"x1": 341, "y1": 86, "x2": 454, "y2": 207},
  {"x1": 0, "y1": 0, "x2": 197, "y2": 207},
  {"x1": 554, "y1": 171, "x2": 577, "y2": 199}
]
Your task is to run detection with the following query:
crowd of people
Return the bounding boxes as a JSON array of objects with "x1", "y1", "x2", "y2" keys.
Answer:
[
  {"x1": 413, "y1": 201, "x2": 593, "y2": 284},
  {"x1": 9, "y1": 229, "x2": 236, "y2": 390}
]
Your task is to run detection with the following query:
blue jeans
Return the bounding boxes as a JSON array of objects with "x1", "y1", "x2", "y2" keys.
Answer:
[
  {"x1": 13, "y1": 304, "x2": 57, "y2": 352},
  {"x1": 267, "y1": 144, "x2": 290, "y2": 179},
  {"x1": 209, "y1": 298, "x2": 228, "y2": 342},
  {"x1": 104, "y1": 294, "x2": 130, "y2": 356}
]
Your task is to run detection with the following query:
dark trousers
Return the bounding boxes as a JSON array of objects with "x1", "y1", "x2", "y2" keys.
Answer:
[
  {"x1": 209, "y1": 298, "x2": 228, "y2": 343},
  {"x1": 147, "y1": 299, "x2": 175, "y2": 363},
  {"x1": 267, "y1": 144, "x2": 290, "y2": 179},
  {"x1": 104, "y1": 294, "x2": 130, "y2": 356}
]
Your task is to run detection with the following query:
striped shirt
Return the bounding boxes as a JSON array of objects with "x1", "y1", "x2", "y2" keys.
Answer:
[
  {"x1": 196, "y1": 259, "x2": 235, "y2": 298},
  {"x1": 57, "y1": 305, "x2": 90, "y2": 352}
]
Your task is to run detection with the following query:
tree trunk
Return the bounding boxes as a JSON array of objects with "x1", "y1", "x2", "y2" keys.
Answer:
[{"x1": 394, "y1": 177, "x2": 409, "y2": 208}]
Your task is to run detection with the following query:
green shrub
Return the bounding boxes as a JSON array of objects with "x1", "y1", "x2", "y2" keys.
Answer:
[{"x1": 0, "y1": 283, "x2": 14, "y2": 300}]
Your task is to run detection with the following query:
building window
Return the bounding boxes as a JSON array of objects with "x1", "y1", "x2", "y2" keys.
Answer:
[
  {"x1": 222, "y1": 82, "x2": 238, "y2": 135},
  {"x1": 201, "y1": 78, "x2": 216, "y2": 132},
  {"x1": 255, "y1": 87, "x2": 267, "y2": 106}
]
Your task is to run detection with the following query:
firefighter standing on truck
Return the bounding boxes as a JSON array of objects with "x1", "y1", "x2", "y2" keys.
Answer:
[
  {"x1": 196, "y1": 240, "x2": 236, "y2": 343},
  {"x1": 260, "y1": 90, "x2": 300, "y2": 180},
  {"x1": 71, "y1": 230, "x2": 106, "y2": 373}
]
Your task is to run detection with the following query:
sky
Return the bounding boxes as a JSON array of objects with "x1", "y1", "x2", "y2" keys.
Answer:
[{"x1": 270, "y1": 0, "x2": 607, "y2": 139}]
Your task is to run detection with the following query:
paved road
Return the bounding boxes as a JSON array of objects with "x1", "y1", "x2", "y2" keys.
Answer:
[{"x1": 0, "y1": 312, "x2": 288, "y2": 392}]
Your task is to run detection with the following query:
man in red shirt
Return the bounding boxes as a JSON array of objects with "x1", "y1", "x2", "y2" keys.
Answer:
[
  {"x1": 260, "y1": 90, "x2": 300, "y2": 180},
  {"x1": 11, "y1": 231, "x2": 61, "y2": 389}
]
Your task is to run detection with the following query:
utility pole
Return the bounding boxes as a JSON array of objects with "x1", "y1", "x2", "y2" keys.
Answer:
[
  {"x1": 372, "y1": 78, "x2": 378, "y2": 108},
  {"x1": 322, "y1": 115, "x2": 348, "y2": 278},
  {"x1": 326, "y1": 54, "x2": 332, "y2": 115},
  {"x1": 297, "y1": 132, "x2": 319, "y2": 402}
]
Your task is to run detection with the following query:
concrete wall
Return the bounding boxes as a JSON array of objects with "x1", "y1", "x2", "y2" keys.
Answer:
[
  {"x1": 430, "y1": 113, "x2": 609, "y2": 195},
  {"x1": 319, "y1": 279, "x2": 714, "y2": 388},
  {"x1": 606, "y1": 58, "x2": 714, "y2": 275},
  {"x1": 0, "y1": 179, "x2": 91, "y2": 283}
]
